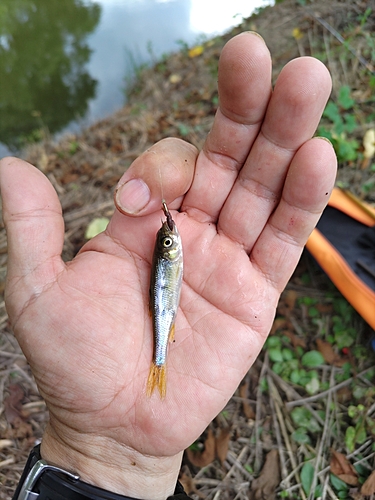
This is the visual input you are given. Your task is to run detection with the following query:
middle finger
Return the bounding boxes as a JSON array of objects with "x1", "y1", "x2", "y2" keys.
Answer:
[{"x1": 218, "y1": 56, "x2": 332, "y2": 251}]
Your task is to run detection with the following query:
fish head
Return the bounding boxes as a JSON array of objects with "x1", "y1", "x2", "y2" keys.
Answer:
[{"x1": 156, "y1": 220, "x2": 182, "y2": 261}]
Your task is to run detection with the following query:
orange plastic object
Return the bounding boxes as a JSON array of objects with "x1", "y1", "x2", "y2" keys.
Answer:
[{"x1": 306, "y1": 188, "x2": 375, "y2": 329}]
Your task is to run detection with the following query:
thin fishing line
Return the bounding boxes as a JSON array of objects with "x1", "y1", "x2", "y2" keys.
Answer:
[{"x1": 157, "y1": 163, "x2": 165, "y2": 204}]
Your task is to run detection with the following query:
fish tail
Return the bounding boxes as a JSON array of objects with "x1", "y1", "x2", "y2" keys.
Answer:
[{"x1": 146, "y1": 363, "x2": 166, "y2": 399}]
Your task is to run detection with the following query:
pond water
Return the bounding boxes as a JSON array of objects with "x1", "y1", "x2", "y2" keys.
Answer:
[{"x1": 0, "y1": 0, "x2": 272, "y2": 157}]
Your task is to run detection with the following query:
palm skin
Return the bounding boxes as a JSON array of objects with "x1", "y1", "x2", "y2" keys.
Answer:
[{"x1": 1, "y1": 33, "x2": 337, "y2": 499}]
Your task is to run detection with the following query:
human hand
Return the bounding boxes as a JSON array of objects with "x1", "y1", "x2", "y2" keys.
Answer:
[{"x1": 1, "y1": 32, "x2": 336, "y2": 499}]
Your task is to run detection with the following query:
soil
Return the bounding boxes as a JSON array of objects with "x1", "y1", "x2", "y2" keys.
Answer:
[{"x1": 1, "y1": 0, "x2": 374, "y2": 498}]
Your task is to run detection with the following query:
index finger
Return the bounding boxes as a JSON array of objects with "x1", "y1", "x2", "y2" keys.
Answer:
[{"x1": 182, "y1": 32, "x2": 272, "y2": 222}]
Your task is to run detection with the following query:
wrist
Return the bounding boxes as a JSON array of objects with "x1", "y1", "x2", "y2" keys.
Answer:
[{"x1": 40, "y1": 424, "x2": 183, "y2": 500}]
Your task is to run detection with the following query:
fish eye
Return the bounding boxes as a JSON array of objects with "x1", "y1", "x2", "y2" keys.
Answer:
[{"x1": 163, "y1": 237, "x2": 173, "y2": 248}]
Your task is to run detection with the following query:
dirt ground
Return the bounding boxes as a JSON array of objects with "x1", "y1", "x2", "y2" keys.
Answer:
[{"x1": 1, "y1": 0, "x2": 375, "y2": 498}]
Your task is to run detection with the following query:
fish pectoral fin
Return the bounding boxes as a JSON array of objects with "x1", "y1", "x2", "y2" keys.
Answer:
[
  {"x1": 146, "y1": 363, "x2": 166, "y2": 399},
  {"x1": 168, "y1": 323, "x2": 175, "y2": 343}
]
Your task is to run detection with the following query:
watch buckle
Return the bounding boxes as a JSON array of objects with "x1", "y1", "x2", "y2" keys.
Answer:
[{"x1": 17, "y1": 458, "x2": 80, "y2": 500}]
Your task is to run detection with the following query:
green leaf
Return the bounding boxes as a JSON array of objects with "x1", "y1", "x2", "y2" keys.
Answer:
[
  {"x1": 338, "y1": 85, "x2": 355, "y2": 110},
  {"x1": 292, "y1": 428, "x2": 311, "y2": 444},
  {"x1": 305, "y1": 377, "x2": 320, "y2": 395},
  {"x1": 290, "y1": 369, "x2": 301, "y2": 384},
  {"x1": 272, "y1": 361, "x2": 283, "y2": 375},
  {"x1": 85, "y1": 217, "x2": 109, "y2": 239},
  {"x1": 343, "y1": 113, "x2": 357, "y2": 133},
  {"x1": 337, "y1": 139, "x2": 359, "y2": 162},
  {"x1": 323, "y1": 101, "x2": 340, "y2": 122},
  {"x1": 300, "y1": 462, "x2": 315, "y2": 495},
  {"x1": 345, "y1": 426, "x2": 356, "y2": 452},
  {"x1": 330, "y1": 473, "x2": 348, "y2": 492},
  {"x1": 268, "y1": 347, "x2": 284, "y2": 362},
  {"x1": 281, "y1": 348, "x2": 294, "y2": 361},
  {"x1": 177, "y1": 123, "x2": 190, "y2": 136},
  {"x1": 338, "y1": 491, "x2": 349, "y2": 498},
  {"x1": 308, "y1": 306, "x2": 319, "y2": 318},
  {"x1": 266, "y1": 336, "x2": 281, "y2": 348},
  {"x1": 244, "y1": 464, "x2": 253, "y2": 474},
  {"x1": 301, "y1": 351, "x2": 324, "y2": 368},
  {"x1": 291, "y1": 407, "x2": 321, "y2": 434}
]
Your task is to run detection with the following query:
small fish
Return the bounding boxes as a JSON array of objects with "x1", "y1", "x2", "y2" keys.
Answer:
[{"x1": 147, "y1": 200, "x2": 183, "y2": 398}]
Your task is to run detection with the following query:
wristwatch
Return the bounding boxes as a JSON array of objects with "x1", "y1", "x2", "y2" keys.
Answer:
[{"x1": 13, "y1": 445, "x2": 192, "y2": 500}]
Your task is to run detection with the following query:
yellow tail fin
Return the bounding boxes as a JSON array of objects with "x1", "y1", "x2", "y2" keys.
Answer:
[{"x1": 146, "y1": 363, "x2": 166, "y2": 398}]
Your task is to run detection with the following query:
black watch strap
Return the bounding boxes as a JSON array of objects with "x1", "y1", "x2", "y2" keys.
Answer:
[{"x1": 13, "y1": 445, "x2": 193, "y2": 500}]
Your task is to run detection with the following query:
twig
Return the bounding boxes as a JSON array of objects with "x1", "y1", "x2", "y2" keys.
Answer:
[
  {"x1": 268, "y1": 376, "x2": 307, "y2": 500},
  {"x1": 0, "y1": 350, "x2": 24, "y2": 359},
  {"x1": 226, "y1": 447, "x2": 252, "y2": 482},
  {"x1": 312, "y1": 15, "x2": 375, "y2": 74},
  {"x1": 353, "y1": 452, "x2": 375, "y2": 471},
  {"x1": 194, "y1": 479, "x2": 221, "y2": 486},
  {"x1": 367, "y1": 401, "x2": 375, "y2": 417},
  {"x1": 268, "y1": 380, "x2": 289, "y2": 487},
  {"x1": 0, "y1": 457, "x2": 15, "y2": 468},
  {"x1": 63, "y1": 200, "x2": 113, "y2": 223},
  {"x1": 265, "y1": 367, "x2": 325, "y2": 427},
  {"x1": 11, "y1": 363, "x2": 38, "y2": 394},
  {"x1": 307, "y1": 368, "x2": 335, "y2": 500},
  {"x1": 316, "y1": 439, "x2": 374, "y2": 479},
  {"x1": 254, "y1": 354, "x2": 268, "y2": 474},
  {"x1": 286, "y1": 366, "x2": 375, "y2": 408}
]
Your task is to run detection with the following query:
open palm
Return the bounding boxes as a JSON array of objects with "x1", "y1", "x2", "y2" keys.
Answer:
[{"x1": 1, "y1": 33, "x2": 336, "y2": 497}]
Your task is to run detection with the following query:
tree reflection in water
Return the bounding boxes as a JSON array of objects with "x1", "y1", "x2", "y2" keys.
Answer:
[{"x1": 0, "y1": 0, "x2": 101, "y2": 150}]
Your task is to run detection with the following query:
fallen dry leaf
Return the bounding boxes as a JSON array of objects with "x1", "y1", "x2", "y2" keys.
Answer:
[
  {"x1": 347, "y1": 488, "x2": 364, "y2": 500},
  {"x1": 3, "y1": 384, "x2": 33, "y2": 440},
  {"x1": 316, "y1": 303, "x2": 333, "y2": 314},
  {"x1": 216, "y1": 427, "x2": 231, "y2": 465},
  {"x1": 363, "y1": 129, "x2": 375, "y2": 159},
  {"x1": 179, "y1": 469, "x2": 197, "y2": 497},
  {"x1": 316, "y1": 339, "x2": 344, "y2": 366},
  {"x1": 186, "y1": 428, "x2": 216, "y2": 467},
  {"x1": 283, "y1": 329, "x2": 307, "y2": 349},
  {"x1": 361, "y1": 470, "x2": 375, "y2": 496},
  {"x1": 4, "y1": 384, "x2": 26, "y2": 424},
  {"x1": 239, "y1": 381, "x2": 255, "y2": 420},
  {"x1": 336, "y1": 386, "x2": 353, "y2": 404},
  {"x1": 330, "y1": 449, "x2": 359, "y2": 486},
  {"x1": 169, "y1": 74, "x2": 182, "y2": 84},
  {"x1": 292, "y1": 27, "x2": 304, "y2": 40},
  {"x1": 270, "y1": 317, "x2": 288, "y2": 335},
  {"x1": 249, "y1": 449, "x2": 280, "y2": 500},
  {"x1": 284, "y1": 289, "x2": 298, "y2": 311},
  {"x1": 188, "y1": 45, "x2": 204, "y2": 58}
]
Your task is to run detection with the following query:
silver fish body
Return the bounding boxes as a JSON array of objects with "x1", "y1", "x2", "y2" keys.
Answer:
[{"x1": 147, "y1": 209, "x2": 183, "y2": 398}]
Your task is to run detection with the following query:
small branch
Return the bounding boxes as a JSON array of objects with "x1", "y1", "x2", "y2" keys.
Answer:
[
  {"x1": 286, "y1": 366, "x2": 375, "y2": 408},
  {"x1": 312, "y1": 15, "x2": 375, "y2": 75}
]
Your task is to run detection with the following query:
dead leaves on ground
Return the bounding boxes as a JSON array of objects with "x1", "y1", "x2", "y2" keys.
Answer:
[
  {"x1": 330, "y1": 449, "x2": 359, "y2": 486},
  {"x1": 239, "y1": 380, "x2": 255, "y2": 420},
  {"x1": 330, "y1": 449, "x2": 375, "y2": 498},
  {"x1": 249, "y1": 450, "x2": 280, "y2": 500},
  {"x1": 186, "y1": 427, "x2": 231, "y2": 467},
  {"x1": 3, "y1": 384, "x2": 33, "y2": 440},
  {"x1": 361, "y1": 470, "x2": 375, "y2": 496}
]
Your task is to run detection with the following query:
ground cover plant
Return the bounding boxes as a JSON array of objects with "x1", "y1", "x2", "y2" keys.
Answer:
[{"x1": 0, "y1": 0, "x2": 374, "y2": 498}]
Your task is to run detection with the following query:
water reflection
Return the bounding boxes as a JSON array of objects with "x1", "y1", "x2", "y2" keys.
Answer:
[
  {"x1": 0, "y1": 0, "x2": 270, "y2": 155},
  {"x1": 0, "y1": 0, "x2": 101, "y2": 150}
]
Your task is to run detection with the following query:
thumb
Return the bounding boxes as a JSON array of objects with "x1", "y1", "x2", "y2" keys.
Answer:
[
  {"x1": 114, "y1": 138, "x2": 197, "y2": 216},
  {"x1": 0, "y1": 157, "x2": 65, "y2": 322}
]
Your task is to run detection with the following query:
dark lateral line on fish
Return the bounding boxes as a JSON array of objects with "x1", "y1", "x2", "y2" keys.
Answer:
[{"x1": 162, "y1": 199, "x2": 174, "y2": 231}]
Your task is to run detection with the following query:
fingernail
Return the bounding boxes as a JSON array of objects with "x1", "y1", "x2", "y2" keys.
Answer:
[
  {"x1": 315, "y1": 136, "x2": 334, "y2": 148},
  {"x1": 240, "y1": 31, "x2": 266, "y2": 45},
  {"x1": 116, "y1": 178, "x2": 151, "y2": 214}
]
